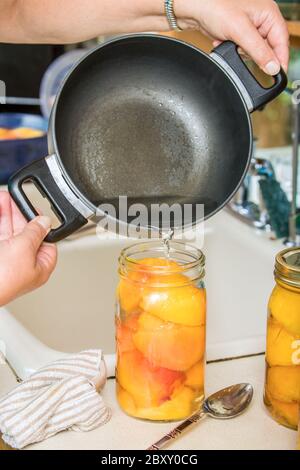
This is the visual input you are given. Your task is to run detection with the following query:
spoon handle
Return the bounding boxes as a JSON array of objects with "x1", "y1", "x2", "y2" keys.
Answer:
[{"x1": 146, "y1": 409, "x2": 206, "y2": 451}]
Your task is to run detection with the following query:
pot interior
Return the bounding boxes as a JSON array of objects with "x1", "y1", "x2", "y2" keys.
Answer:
[{"x1": 54, "y1": 35, "x2": 252, "y2": 227}]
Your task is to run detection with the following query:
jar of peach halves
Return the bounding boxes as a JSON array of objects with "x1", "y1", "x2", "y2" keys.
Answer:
[
  {"x1": 116, "y1": 241, "x2": 206, "y2": 421},
  {"x1": 264, "y1": 248, "x2": 300, "y2": 430}
]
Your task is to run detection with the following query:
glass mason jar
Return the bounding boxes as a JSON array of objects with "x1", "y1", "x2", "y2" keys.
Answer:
[
  {"x1": 264, "y1": 248, "x2": 300, "y2": 430},
  {"x1": 115, "y1": 240, "x2": 206, "y2": 421}
]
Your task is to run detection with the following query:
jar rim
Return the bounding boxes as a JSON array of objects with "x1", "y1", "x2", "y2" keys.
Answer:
[
  {"x1": 118, "y1": 240, "x2": 205, "y2": 283},
  {"x1": 274, "y1": 247, "x2": 300, "y2": 289}
]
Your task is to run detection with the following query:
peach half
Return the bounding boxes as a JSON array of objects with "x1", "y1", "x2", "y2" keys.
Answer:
[
  {"x1": 133, "y1": 312, "x2": 205, "y2": 371},
  {"x1": 266, "y1": 366, "x2": 300, "y2": 403},
  {"x1": 136, "y1": 386, "x2": 197, "y2": 421},
  {"x1": 269, "y1": 285, "x2": 300, "y2": 336},
  {"x1": 116, "y1": 313, "x2": 141, "y2": 354},
  {"x1": 265, "y1": 388, "x2": 299, "y2": 429},
  {"x1": 266, "y1": 318, "x2": 300, "y2": 367},
  {"x1": 140, "y1": 284, "x2": 206, "y2": 327},
  {"x1": 118, "y1": 257, "x2": 182, "y2": 314},
  {"x1": 117, "y1": 384, "x2": 197, "y2": 421},
  {"x1": 117, "y1": 350, "x2": 185, "y2": 408},
  {"x1": 185, "y1": 361, "x2": 205, "y2": 390}
]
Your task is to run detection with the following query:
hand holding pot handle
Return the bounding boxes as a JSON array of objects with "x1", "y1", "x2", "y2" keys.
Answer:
[
  {"x1": 8, "y1": 157, "x2": 88, "y2": 243},
  {"x1": 211, "y1": 41, "x2": 288, "y2": 112}
]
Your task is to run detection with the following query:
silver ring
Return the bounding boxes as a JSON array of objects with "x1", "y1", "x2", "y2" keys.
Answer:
[{"x1": 164, "y1": 0, "x2": 182, "y2": 31}]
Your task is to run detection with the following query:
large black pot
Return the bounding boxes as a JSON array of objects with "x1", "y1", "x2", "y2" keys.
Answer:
[{"x1": 8, "y1": 35, "x2": 287, "y2": 242}]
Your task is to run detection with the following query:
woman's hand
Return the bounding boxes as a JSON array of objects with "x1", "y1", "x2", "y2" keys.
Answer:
[
  {"x1": 0, "y1": 191, "x2": 57, "y2": 306},
  {"x1": 177, "y1": 0, "x2": 289, "y2": 75}
]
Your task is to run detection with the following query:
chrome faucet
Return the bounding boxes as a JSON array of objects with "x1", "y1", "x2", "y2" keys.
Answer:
[
  {"x1": 285, "y1": 98, "x2": 300, "y2": 246},
  {"x1": 228, "y1": 156, "x2": 274, "y2": 231},
  {"x1": 228, "y1": 93, "x2": 299, "y2": 244}
]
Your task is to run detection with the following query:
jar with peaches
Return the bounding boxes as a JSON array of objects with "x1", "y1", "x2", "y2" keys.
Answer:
[
  {"x1": 116, "y1": 241, "x2": 206, "y2": 421},
  {"x1": 264, "y1": 248, "x2": 300, "y2": 430}
]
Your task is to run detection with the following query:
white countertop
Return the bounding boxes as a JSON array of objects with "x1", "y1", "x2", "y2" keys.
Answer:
[{"x1": 0, "y1": 355, "x2": 297, "y2": 451}]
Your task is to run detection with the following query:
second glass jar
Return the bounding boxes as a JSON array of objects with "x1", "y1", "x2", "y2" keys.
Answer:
[
  {"x1": 264, "y1": 248, "x2": 300, "y2": 430},
  {"x1": 116, "y1": 241, "x2": 206, "y2": 421}
]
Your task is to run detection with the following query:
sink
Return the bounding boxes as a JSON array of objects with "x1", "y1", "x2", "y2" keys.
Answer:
[{"x1": 0, "y1": 208, "x2": 283, "y2": 380}]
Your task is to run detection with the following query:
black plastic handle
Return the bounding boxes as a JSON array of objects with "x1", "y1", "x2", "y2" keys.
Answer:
[
  {"x1": 8, "y1": 157, "x2": 88, "y2": 243},
  {"x1": 213, "y1": 41, "x2": 288, "y2": 112}
]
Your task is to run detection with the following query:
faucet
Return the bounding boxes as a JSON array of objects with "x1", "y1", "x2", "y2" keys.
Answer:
[
  {"x1": 285, "y1": 98, "x2": 300, "y2": 246},
  {"x1": 228, "y1": 156, "x2": 274, "y2": 231},
  {"x1": 229, "y1": 94, "x2": 300, "y2": 244}
]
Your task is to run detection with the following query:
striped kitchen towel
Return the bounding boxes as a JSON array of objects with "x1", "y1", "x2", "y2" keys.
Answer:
[{"x1": 0, "y1": 350, "x2": 111, "y2": 449}]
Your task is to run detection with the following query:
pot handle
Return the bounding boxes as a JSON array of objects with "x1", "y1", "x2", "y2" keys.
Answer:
[
  {"x1": 8, "y1": 157, "x2": 88, "y2": 243},
  {"x1": 212, "y1": 41, "x2": 287, "y2": 112}
]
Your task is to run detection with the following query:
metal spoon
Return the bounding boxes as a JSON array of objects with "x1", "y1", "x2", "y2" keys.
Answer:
[{"x1": 147, "y1": 383, "x2": 254, "y2": 451}]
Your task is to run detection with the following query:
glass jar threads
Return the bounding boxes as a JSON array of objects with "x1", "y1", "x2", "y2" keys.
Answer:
[
  {"x1": 264, "y1": 248, "x2": 300, "y2": 429},
  {"x1": 116, "y1": 241, "x2": 206, "y2": 421}
]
